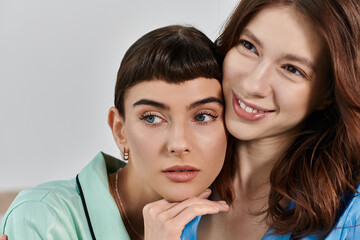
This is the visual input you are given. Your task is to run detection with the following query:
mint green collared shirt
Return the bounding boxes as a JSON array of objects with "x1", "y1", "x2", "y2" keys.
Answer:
[{"x1": 1, "y1": 152, "x2": 131, "y2": 239}]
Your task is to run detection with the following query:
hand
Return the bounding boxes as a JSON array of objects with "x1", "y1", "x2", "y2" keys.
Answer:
[
  {"x1": 143, "y1": 189, "x2": 229, "y2": 240},
  {"x1": 0, "y1": 235, "x2": 8, "y2": 240}
]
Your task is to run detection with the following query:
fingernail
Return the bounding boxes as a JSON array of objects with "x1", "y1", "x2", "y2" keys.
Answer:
[{"x1": 218, "y1": 201, "x2": 229, "y2": 207}]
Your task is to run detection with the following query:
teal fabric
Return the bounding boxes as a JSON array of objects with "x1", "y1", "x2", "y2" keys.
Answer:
[
  {"x1": 0, "y1": 152, "x2": 199, "y2": 239},
  {"x1": 0, "y1": 152, "x2": 130, "y2": 239}
]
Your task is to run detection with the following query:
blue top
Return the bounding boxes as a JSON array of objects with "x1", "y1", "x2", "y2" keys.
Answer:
[
  {"x1": 262, "y1": 184, "x2": 360, "y2": 239},
  {"x1": 192, "y1": 184, "x2": 360, "y2": 240},
  {"x1": 181, "y1": 215, "x2": 201, "y2": 240}
]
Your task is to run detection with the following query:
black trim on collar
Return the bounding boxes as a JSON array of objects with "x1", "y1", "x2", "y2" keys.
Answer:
[{"x1": 76, "y1": 174, "x2": 96, "y2": 240}]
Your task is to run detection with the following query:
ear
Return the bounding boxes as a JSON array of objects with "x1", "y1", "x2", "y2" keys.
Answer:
[{"x1": 108, "y1": 107, "x2": 127, "y2": 151}]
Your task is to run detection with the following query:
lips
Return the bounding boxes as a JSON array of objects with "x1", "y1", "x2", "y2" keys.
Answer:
[
  {"x1": 232, "y1": 92, "x2": 275, "y2": 121},
  {"x1": 162, "y1": 165, "x2": 200, "y2": 182}
]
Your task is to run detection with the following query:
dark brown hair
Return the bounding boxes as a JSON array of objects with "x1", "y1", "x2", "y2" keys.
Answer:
[
  {"x1": 115, "y1": 25, "x2": 221, "y2": 116},
  {"x1": 114, "y1": 25, "x2": 234, "y2": 203},
  {"x1": 217, "y1": 0, "x2": 360, "y2": 238}
]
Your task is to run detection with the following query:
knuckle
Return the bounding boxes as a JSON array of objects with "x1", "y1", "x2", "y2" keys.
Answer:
[{"x1": 158, "y1": 211, "x2": 170, "y2": 222}]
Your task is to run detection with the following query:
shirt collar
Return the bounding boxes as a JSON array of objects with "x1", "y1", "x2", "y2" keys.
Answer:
[{"x1": 78, "y1": 152, "x2": 129, "y2": 239}]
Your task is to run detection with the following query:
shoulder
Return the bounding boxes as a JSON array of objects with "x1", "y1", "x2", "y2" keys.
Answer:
[
  {"x1": 10, "y1": 178, "x2": 79, "y2": 208},
  {"x1": 340, "y1": 185, "x2": 360, "y2": 223},
  {"x1": 1, "y1": 178, "x2": 84, "y2": 233},
  {"x1": 324, "y1": 186, "x2": 360, "y2": 239}
]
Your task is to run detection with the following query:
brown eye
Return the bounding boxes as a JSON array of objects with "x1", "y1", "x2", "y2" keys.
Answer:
[
  {"x1": 240, "y1": 40, "x2": 258, "y2": 54},
  {"x1": 284, "y1": 65, "x2": 302, "y2": 76}
]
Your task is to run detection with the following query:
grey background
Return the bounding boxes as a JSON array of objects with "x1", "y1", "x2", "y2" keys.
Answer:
[{"x1": 0, "y1": 0, "x2": 238, "y2": 191}]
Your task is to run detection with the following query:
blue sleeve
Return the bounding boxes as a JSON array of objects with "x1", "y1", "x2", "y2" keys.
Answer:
[
  {"x1": 180, "y1": 216, "x2": 202, "y2": 240},
  {"x1": 344, "y1": 215, "x2": 360, "y2": 240}
]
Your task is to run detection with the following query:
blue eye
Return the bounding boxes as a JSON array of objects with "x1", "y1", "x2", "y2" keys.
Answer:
[
  {"x1": 145, "y1": 115, "x2": 155, "y2": 123},
  {"x1": 140, "y1": 114, "x2": 163, "y2": 125},
  {"x1": 195, "y1": 114, "x2": 207, "y2": 121},
  {"x1": 195, "y1": 113, "x2": 218, "y2": 123}
]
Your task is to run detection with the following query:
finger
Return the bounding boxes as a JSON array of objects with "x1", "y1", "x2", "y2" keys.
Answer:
[
  {"x1": 0, "y1": 235, "x2": 8, "y2": 240},
  {"x1": 168, "y1": 201, "x2": 229, "y2": 229},
  {"x1": 143, "y1": 199, "x2": 179, "y2": 219},
  {"x1": 197, "y1": 188, "x2": 212, "y2": 199},
  {"x1": 158, "y1": 197, "x2": 228, "y2": 220}
]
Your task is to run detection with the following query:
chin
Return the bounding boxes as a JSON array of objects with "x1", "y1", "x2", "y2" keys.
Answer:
[
  {"x1": 162, "y1": 189, "x2": 202, "y2": 203},
  {"x1": 163, "y1": 194, "x2": 193, "y2": 203}
]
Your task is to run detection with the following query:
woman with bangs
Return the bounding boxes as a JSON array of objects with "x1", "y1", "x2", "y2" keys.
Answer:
[
  {"x1": 2, "y1": 0, "x2": 360, "y2": 239},
  {"x1": 0, "y1": 25, "x2": 231, "y2": 240}
]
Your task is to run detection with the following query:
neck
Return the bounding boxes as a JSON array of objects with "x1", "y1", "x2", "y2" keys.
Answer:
[
  {"x1": 235, "y1": 134, "x2": 295, "y2": 196},
  {"x1": 109, "y1": 163, "x2": 162, "y2": 239}
]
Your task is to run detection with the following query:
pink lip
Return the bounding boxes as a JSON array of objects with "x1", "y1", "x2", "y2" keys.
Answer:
[
  {"x1": 162, "y1": 165, "x2": 200, "y2": 182},
  {"x1": 232, "y1": 92, "x2": 275, "y2": 121}
]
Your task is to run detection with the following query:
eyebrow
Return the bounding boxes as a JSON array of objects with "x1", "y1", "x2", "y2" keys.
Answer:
[
  {"x1": 133, "y1": 97, "x2": 223, "y2": 110},
  {"x1": 133, "y1": 99, "x2": 170, "y2": 110},
  {"x1": 187, "y1": 97, "x2": 223, "y2": 110},
  {"x1": 241, "y1": 28, "x2": 264, "y2": 49},
  {"x1": 282, "y1": 54, "x2": 316, "y2": 72}
]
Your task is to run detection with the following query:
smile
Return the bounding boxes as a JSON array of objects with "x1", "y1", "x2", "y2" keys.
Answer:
[
  {"x1": 232, "y1": 92, "x2": 275, "y2": 121},
  {"x1": 162, "y1": 165, "x2": 200, "y2": 182},
  {"x1": 238, "y1": 99, "x2": 265, "y2": 113}
]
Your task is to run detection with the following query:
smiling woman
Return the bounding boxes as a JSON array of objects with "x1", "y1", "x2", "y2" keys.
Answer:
[
  {"x1": 210, "y1": 0, "x2": 360, "y2": 239},
  {"x1": 222, "y1": 5, "x2": 330, "y2": 141},
  {"x1": 0, "y1": 25, "x2": 230, "y2": 240},
  {"x1": 142, "y1": 0, "x2": 360, "y2": 239}
]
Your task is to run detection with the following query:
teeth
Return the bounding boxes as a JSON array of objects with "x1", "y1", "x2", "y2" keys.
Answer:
[
  {"x1": 238, "y1": 100, "x2": 263, "y2": 113},
  {"x1": 245, "y1": 106, "x2": 253, "y2": 113},
  {"x1": 240, "y1": 102, "x2": 246, "y2": 110}
]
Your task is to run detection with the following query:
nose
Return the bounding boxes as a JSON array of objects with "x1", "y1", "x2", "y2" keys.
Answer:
[
  {"x1": 242, "y1": 60, "x2": 273, "y2": 98},
  {"x1": 167, "y1": 122, "x2": 191, "y2": 156}
]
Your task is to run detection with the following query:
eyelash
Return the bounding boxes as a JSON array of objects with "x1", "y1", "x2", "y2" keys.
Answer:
[
  {"x1": 139, "y1": 110, "x2": 219, "y2": 127},
  {"x1": 239, "y1": 39, "x2": 308, "y2": 79},
  {"x1": 194, "y1": 110, "x2": 219, "y2": 125},
  {"x1": 239, "y1": 40, "x2": 258, "y2": 55},
  {"x1": 282, "y1": 64, "x2": 308, "y2": 79},
  {"x1": 139, "y1": 112, "x2": 165, "y2": 127}
]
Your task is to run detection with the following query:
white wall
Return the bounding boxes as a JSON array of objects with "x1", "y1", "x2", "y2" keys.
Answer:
[{"x1": 0, "y1": 0, "x2": 239, "y2": 191}]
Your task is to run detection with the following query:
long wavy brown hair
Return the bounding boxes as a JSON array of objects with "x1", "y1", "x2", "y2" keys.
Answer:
[{"x1": 216, "y1": 0, "x2": 360, "y2": 238}]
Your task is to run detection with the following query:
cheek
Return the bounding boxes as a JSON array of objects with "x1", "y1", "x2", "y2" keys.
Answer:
[
  {"x1": 223, "y1": 49, "x2": 252, "y2": 85},
  {"x1": 222, "y1": 59, "x2": 252, "y2": 106},
  {"x1": 195, "y1": 124, "x2": 227, "y2": 167},
  {"x1": 125, "y1": 126, "x2": 163, "y2": 166},
  {"x1": 276, "y1": 83, "x2": 314, "y2": 119},
  {"x1": 223, "y1": 56, "x2": 239, "y2": 89}
]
